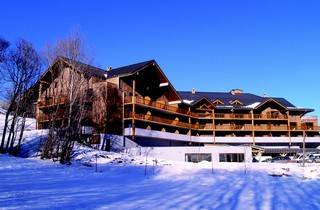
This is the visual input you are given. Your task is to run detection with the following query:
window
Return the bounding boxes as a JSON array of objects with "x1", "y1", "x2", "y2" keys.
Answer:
[
  {"x1": 230, "y1": 100, "x2": 243, "y2": 106},
  {"x1": 212, "y1": 99, "x2": 224, "y2": 105},
  {"x1": 185, "y1": 153, "x2": 212, "y2": 163},
  {"x1": 219, "y1": 153, "x2": 244, "y2": 162}
]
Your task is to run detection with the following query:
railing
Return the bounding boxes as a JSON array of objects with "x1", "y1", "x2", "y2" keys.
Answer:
[
  {"x1": 215, "y1": 113, "x2": 251, "y2": 119},
  {"x1": 38, "y1": 109, "x2": 92, "y2": 123},
  {"x1": 38, "y1": 95, "x2": 68, "y2": 107},
  {"x1": 291, "y1": 126, "x2": 320, "y2": 131},
  {"x1": 254, "y1": 114, "x2": 287, "y2": 120},
  {"x1": 125, "y1": 96, "x2": 189, "y2": 115},
  {"x1": 195, "y1": 124, "x2": 214, "y2": 130},
  {"x1": 124, "y1": 110, "x2": 320, "y2": 132},
  {"x1": 215, "y1": 124, "x2": 252, "y2": 131},
  {"x1": 190, "y1": 112, "x2": 212, "y2": 118},
  {"x1": 37, "y1": 111, "x2": 65, "y2": 122},
  {"x1": 124, "y1": 96, "x2": 293, "y2": 122},
  {"x1": 254, "y1": 125, "x2": 288, "y2": 131},
  {"x1": 125, "y1": 112, "x2": 191, "y2": 129}
]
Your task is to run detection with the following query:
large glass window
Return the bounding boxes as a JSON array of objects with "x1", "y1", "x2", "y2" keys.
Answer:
[
  {"x1": 185, "y1": 153, "x2": 212, "y2": 163},
  {"x1": 219, "y1": 153, "x2": 244, "y2": 162}
]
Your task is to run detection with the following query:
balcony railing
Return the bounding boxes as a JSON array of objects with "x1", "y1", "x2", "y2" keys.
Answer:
[
  {"x1": 215, "y1": 113, "x2": 251, "y2": 119},
  {"x1": 125, "y1": 112, "x2": 191, "y2": 129},
  {"x1": 190, "y1": 112, "x2": 212, "y2": 118},
  {"x1": 254, "y1": 114, "x2": 287, "y2": 120},
  {"x1": 125, "y1": 96, "x2": 189, "y2": 115},
  {"x1": 37, "y1": 111, "x2": 65, "y2": 122},
  {"x1": 38, "y1": 95, "x2": 68, "y2": 107},
  {"x1": 291, "y1": 125, "x2": 320, "y2": 131},
  {"x1": 38, "y1": 109, "x2": 92, "y2": 123},
  {"x1": 215, "y1": 124, "x2": 253, "y2": 131},
  {"x1": 254, "y1": 125, "x2": 288, "y2": 131},
  {"x1": 124, "y1": 110, "x2": 320, "y2": 132}
]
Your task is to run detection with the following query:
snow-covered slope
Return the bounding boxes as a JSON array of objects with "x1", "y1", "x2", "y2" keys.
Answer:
[
  {"x1": 1, "y1": 108, "x2": 320, "y2": 209},
  {"x1": 1, "y1": 154, "x2": 320, "y2": 209},
  {"x1": 0, "y1": 111, "x2": 47, "y2": 157},
  {"x1": 0, "y1": 111, "x2": 36, "y2": 133}
]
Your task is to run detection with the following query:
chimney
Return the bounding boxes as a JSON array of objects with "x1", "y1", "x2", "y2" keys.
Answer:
[
  {"x1": 191, "y1": 88, "x2": 196, "y2": 95},
  {"x1": 104, "y1": 67, "x2": 112, "y2": 78},
  {"x1": 230, "y1": 89, "x2": 243, "y2": 95}
]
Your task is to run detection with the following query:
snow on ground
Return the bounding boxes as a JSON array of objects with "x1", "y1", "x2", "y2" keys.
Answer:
[
  {"x1": 1, "y1": 154, "x2": 320, "y2": 210},
  {"x1": 0, "y1": 111, "x2": 36, "y2": 133},
  {"x1": 1, "y1": 111, "x2": 320, "y2": 209},
  {"x1": 0, "y1": 111, "x2": 47, "y2": 157}
]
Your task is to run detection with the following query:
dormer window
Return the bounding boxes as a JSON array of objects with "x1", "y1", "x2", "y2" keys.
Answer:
[
  {"x1": 230, "y1": 99, "x2": 243, "y2": 106},
  {"x1": 212, "y1": 99, "x2": 224, "y2": 105},
  {"x1": 200, "y1": 104, "x2": 211, "y2": 110}
]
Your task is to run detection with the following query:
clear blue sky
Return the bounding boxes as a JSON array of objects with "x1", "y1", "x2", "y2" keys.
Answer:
[{"x1": 1, "y1": 0, "x2": 320, "y2": 116}]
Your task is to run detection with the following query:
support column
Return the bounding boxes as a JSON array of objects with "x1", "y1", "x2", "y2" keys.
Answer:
[
  {"x1": 122, "y1": 91, "x2": 125, "y2": 147},
  {"x1": 132, "y1": 80, "x2": 136, "y2": 140},
  {"x1": 188, "y1": 107, "x2": 192, "y2": 143},
  {"x1": 287, "y1": 111, "x2": 291, "y2": 147},
  {"x1": 212, "y1": 109, "x2": 216, "y2": 144},
  {"x1": 36, "y1": 82, "x2": 43, "y2": 129},
  {"x1": 251, "y1": 110, "x2": 255, "y2": 145}
]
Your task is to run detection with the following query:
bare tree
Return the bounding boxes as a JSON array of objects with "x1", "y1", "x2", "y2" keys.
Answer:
[
  {"x1": 0, "y1": 38, "x2": 9, "y2": 63},
  {"x1": 93, "y1": 82, "x2": 122, "y2": 151},
  {"x1": 0, "y1": 39, "x2": 41, "y2": 154},
  {"x1": 41, "y1": 32, "x2": 93, "y2": 163}
]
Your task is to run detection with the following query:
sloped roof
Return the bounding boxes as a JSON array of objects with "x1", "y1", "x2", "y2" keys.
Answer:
[
  {"x1": 58, "y1": 57, "x2": 156, "y2": 79},
  {"x1": 58, "y1": 56, "x2": 106, "y2": 79},
  {"x1": 178, "y1": 91, "x2": 295, "y2": 108},
  {"x1": 106, "y1": 60, "x2": 155, "y2": 78},
  {"x1": 271, "y1": 97, "x2": 295, "y2": 107},
  {"x1": 45, "y1": 57, "x2": 309, "y2": 111}
]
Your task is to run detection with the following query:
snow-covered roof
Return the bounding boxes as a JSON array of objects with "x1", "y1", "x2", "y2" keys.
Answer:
[
  {"x1": 182, "y1": 99, "x2": 194, "y2": 105},
  {"x1": 245, "y1": 102, "x2": 261, "y2": 109}
]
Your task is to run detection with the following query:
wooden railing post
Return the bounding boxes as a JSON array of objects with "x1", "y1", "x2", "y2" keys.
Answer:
[
  {"x1": 287, "y1": 111, "x2": 291, "y2": 147},
  {"x1": 188, "y1": 107, "x2": 191, "y2": 143},
  {"x1": 251, "y1": 110, "x2": 255, "y2": 145},
  {"x1": 212, "y1": 109, "x2": 215, "y2": 144},
  {"x1": 122, "y1": 91, "x2": 125, "y2": 146},
  {"x1": 36, "y1": 82, "x2": 43, "y2": 129},
  {"x1": 132, "y1": 80, "x2": 136, "y2": 140}
]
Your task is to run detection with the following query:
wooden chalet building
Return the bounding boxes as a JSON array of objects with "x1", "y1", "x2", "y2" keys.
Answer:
[{"x1": 34, "y1": 57, "x2": 320, "y2": 153}]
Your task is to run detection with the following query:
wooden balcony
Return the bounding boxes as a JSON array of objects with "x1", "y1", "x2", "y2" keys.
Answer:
[
  {"x1": 253, "y1": 114, "x2": 287, "y2": 120},
  {"x1": 125, "y1": 96, "x2": 189, "y2": 116},
  {"x1": 215, "y1": 113, "x2": 251, "y2": 120},
  {"x1": 125, "y1": 112, "x2": 190, "y2": 129},
  {"x1": 291, "y1": 125, "x2": 320, "y2": 131},
  {"x1": 255, "y1": 125, "x2": 288, "y2": 131},
  {"x1": 195, "y1": 124, "x2": 214, "y2": 130},
  {"x1": 124, "y1": 96, "x2": 294, "y2": 122},
  {"x1": 38, "y1": 95, "x2": 68, "y2": 108},
  {"x1": 215, "y1": 124, "x2": 253, "y2": 131},
  {"x1": 190, "y1": 112, "x2": 212, "y2": 118},
  {"x1": 37, "y1": 111, "x2": 65, "y2": 122},
  {"x1": 124, "y1": 109, "x2": 320, "y2": 133}
]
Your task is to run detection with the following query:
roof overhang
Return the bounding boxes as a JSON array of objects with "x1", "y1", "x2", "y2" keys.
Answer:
[
  {"x1": 119, "y1": 60, "x2": 181, "y2": 102},
  {"x1": 254, "y1": 98, "x2": 288, "y2": 111}
]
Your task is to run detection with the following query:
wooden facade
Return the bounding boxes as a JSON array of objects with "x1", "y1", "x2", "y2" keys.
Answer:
[{"x1": 35, "y1": 57, "x2": 320, "y2": 146}]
